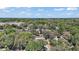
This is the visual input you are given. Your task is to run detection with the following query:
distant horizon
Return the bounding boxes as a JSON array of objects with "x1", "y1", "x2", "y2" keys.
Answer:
[
  {"x1": 0, "y1": 7, "x2": 79, "y2": 18},
  {"x1": 0, "y1": 18, "x2": 79, "y2": 19}
]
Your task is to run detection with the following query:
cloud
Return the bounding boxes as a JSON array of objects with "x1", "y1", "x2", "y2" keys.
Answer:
[
  {"x1": 54, "y1": 8, "x2": 64, "y2": 11},
  {"x1": 0, "y1": 7, "x2": 16, "y2": 13},
  {"x1": 35, "y1": 13, "x2": 43, "y2": 17},
  {"x1": 47, "y1": 14, "x2": 53, "y2": 17},
  {"x1": 19, "y1": 11, "x2": 25, "y2": 14},
  {"x1": 62, "y1": 12, "x2": 75, "y2": 18},
  {"x1": 65, "y1": 13, "x2": 72, "y2": 15},
  {"x1": 36, "y1": 13, "x2": 41, "y2": 16},
  {"x1": 3, "y1": 9, "x2": 10, "y2": 12},
  {"x1": 0, "y1": 7, "x2": 7, "y2": 9},
  {"x1": 17, "y1": 12, "x2": 32, "y2": 18},
  {"x1": 67, "y1": 7, "x2": 78, "y2": 11},
  {"x1": 37, "y1": 8, "x2": 44, "y2": 12},
  {"x1": 75, "y1": 14, "x2": 79, "y2": 17},
  {"x1": 26, "y1": 13, "x2": 32, "y2": 16}
]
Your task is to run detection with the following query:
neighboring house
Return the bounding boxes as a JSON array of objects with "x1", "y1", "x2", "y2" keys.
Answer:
[
  {"x1": 44, "y1": 44, "x2": 53, "y2": 51},
  {"x1": 0, "y1": 22, "x2": 24, "y2": 26},
  {"x1": 62, "y1": 31, "x2": 71, "y2": 39},
  {"x1": 55, "y1": 26, "x2": 59, "y2": 30},
  {"x1": 63, "y1": 31, "x2": 71, "y2": 36},
  {"x1": 24, "y1": 29, "x2": 29, "y2": 31},
  {"x1": 35, "y1": 34, "x2": 45, "y2": 40},
  {"x1": 53, "y1": 36, "x2": 59, "y2": 41},
  {"x1": 0, "y1": 29, "x2": 4, "y2": 32},
  {"x1": 36, "y1": 28, "x2": 40, "y2": 34},
  {"x1": 35, "y1": 36, "x2": 45, "y2": 40},
  {"x1": 44, "y1": 40, "x2": 53, "y2": 51}
]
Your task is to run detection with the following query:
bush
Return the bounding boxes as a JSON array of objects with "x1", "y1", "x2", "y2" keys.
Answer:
[{"x1": 25, "y1": 40, "x2": 46, "y2": 51}]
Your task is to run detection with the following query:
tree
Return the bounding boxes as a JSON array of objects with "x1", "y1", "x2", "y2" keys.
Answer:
[
  {"x1": 25, "y1": 40, "x2": 46, "y2": 51},
  {"x1": 13, "y1": 32, "x2": 33, "y2": 50}
]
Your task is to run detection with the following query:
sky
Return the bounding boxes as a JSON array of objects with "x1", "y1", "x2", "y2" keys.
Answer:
[
  {"x1": 0, "y1": 7, "x2": 79, "y2": 18},
  {"x1": 0, "y1": 0, "x2": 79, "y2": 18},
  {"x1": 0, "y1": 0, "x2": 79, "y2": 7}
]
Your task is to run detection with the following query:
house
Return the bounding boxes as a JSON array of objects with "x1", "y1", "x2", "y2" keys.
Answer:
[
  {"x1": 0, "y1": 29, "x2": 4, "y2": 32},
  {"x1": 36, "y1": 28, "x2": 40, "y2": 34},
  {"x1": 35, "y1": 34, "x2": 45, "y2": 40},
  {"x1": 63, "y1": 31, "x2": 71, "y2": 36},
  {"x1": 35, "y1": 36, "x2": 45, "y2": 40},
  {"x1": 62, "y1": 31, "x2": 71, "y2": 39},
  {"x1": 53, "y1": 36, "x2": 59, "y2": 41},
  {"x1": 44, "y1": 40, "x2": 53, "y2": 51},
  {"x1": 55, "y1": 26, "x2": 59, "y2": 30},
  {"x1": 44, "y1": 44, "x2": 53, "y2": 51},
  {"x1": 0, "y1": 22, "x2": 24, "y2": 26}
]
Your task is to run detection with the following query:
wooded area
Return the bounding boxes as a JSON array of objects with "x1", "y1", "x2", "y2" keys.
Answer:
[{"x1": 0, "y1": 18, "x2": 79, "y2": 51}]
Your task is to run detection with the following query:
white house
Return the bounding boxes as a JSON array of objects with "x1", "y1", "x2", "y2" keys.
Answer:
[
  {"x1": 53, "y1": 36, "x2": 59, "y2": 41},
  {"x1": 35, "y1": 36, "x2": 45, "y2": 40},
  {"x1": 0, "y1": 22, "x2": 24, "y2": 26}
]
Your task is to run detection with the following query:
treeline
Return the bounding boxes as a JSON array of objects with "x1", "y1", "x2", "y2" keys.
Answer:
[{"x1": 0, "y1": 18, "x2": 79, "y2": 22}]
